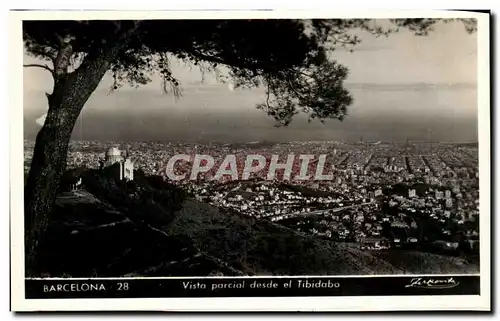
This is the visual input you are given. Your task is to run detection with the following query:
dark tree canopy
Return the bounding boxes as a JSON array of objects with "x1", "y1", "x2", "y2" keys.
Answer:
[{"x1": 23, "y1": 18, "x2": 477, "y2": 126}]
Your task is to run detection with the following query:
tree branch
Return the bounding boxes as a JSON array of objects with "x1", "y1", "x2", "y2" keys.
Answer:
[
  {"x1": 54, "y1": 33, "x2": 65, "y2": 46},
  {"x1": 112, "y1": 21, "x2": 122, "y2": 33},
  {"x1": 119, "y1": 20, "x2": 143, "y2": 38},
  {"x1": 23, "y1": 64, "x2": 54, "y2": 75},
  {"x1": 188, "y1": 50, "x2": 226, "y2": 66},
  {"x1": 26, "y1": 47, "x2": 57, "y2": 65}
]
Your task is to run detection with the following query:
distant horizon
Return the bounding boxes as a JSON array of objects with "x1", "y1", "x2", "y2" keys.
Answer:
[{"x1": 23, "y1": 19, "x2": 478, "y2": 144}]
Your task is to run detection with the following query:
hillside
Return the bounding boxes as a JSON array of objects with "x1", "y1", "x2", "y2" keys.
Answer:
[
  {"x1": 34, "y1": 169, "x2": 479, "y2": 277},
  {"x1": 166, "y1": 198, "x2": 478, "y2": 275}
]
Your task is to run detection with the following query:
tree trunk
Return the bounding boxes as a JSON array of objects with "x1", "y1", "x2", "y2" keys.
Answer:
[
  {"x1": 24, "y1": 51, "x2": 118, "y2": 275},
  {"x1": 24, "y1": 83, "x2": 82, "y2": 275},
  {"x1": 24, "y1": 23, "x2": 142, "y2": 275}
]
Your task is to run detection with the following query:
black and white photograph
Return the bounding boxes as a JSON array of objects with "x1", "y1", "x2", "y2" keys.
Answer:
[{"x1": 10, "y1": 9, "x2": 490, "y2": 311}]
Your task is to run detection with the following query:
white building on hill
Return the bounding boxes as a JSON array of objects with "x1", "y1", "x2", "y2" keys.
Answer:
[
  {"x1": 105, "y1": 146, "x2": 134, "y2": 181},
  {"x1": 106, "y1": 146, "x2": 123, "y2": 164}
]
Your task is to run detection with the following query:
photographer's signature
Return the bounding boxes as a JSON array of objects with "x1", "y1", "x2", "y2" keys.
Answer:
[{"x1": 405, "y1": 277, "x2": 459, "y2": 289}]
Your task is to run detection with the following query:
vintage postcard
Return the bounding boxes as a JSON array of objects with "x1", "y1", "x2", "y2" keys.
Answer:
[{"x1": 10, "y1": 9, "x2": 490, "y2": 312}]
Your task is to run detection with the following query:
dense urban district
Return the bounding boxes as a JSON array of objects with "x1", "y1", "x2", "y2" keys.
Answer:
[{"x1": 24, "y1": 140, "x2": 480, "y2": 255}]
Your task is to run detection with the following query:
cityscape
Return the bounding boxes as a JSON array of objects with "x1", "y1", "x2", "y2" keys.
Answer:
[{"x1": 24, "y1": 139, "x2": 480, "y2": 253}]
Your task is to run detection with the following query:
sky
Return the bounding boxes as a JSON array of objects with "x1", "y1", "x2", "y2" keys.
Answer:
[{"x1": 23, "y1": 19, "x2": 478, "y2": 142}]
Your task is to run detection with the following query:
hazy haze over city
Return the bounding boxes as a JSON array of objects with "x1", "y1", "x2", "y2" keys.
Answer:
[{"x1": 23, "y1": 19, "x2": 478, "y2": 143}]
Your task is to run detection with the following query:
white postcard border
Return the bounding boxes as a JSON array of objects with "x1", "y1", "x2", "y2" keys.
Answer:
[{"x1": 10, "y1": 9, "x2": 491, "y2": 312}]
